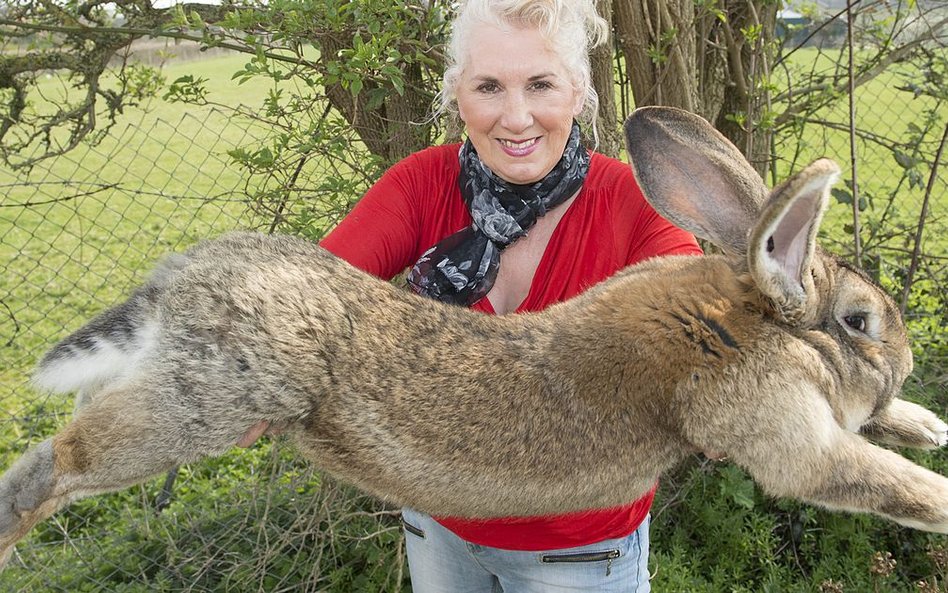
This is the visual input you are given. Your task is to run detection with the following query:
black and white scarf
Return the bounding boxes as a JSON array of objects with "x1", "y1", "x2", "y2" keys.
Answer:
[{"x1": 406, "y1": 122, "x2": 590, "y2": 306}]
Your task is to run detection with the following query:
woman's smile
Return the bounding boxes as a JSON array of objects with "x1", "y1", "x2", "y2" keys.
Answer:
[{"x1": 498, "y1": 136, "x2": 541, "y2": 158}]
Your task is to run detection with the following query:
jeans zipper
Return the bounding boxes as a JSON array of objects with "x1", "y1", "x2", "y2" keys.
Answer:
[
  {"x1": 401, "y1": 518, "x2": 425, "y2": 539},
  {"x1": 540, "y1": 549, "x2": 621, "y2": 576}
]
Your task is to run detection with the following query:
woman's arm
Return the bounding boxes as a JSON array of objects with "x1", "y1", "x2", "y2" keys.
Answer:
[{"x1": 319, "y1": 154, "x2": 429, "y2": 280}]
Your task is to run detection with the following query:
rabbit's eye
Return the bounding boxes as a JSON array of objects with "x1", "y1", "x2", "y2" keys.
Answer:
[{"x1": 844, "y1": 314, "x2": 867, "y2": 332}]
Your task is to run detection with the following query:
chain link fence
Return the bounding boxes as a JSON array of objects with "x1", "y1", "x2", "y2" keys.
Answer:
[
  {"x1": 0, "y1": 79, "x2": 415, "y2": 588},
  {"x1": 1, "y1": 26, "x2": 946, "y2": 593},
  {"x1": 1, "y1": 105, "x2": 261, "y2": 429}
]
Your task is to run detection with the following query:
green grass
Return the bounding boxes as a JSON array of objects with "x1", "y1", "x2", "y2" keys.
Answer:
[
  {"x1": 0, "y1": 52, "x2": 276, "y2": 454},
  {"x1": 774, "y1": 50, "x2": 946, "y2": 231},
  {"x1": 0, "y1": 51, "x2": 411, "y2": 591}
]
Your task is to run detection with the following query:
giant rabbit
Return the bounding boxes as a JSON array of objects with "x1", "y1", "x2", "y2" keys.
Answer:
[{"x1": 2, "y1": 107, "x2": 946, "y2": 569}]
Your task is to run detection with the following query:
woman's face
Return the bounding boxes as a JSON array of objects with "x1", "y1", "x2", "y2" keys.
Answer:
[{"x1": 456, "y1": 23, "x2": 584, "y2": 185}]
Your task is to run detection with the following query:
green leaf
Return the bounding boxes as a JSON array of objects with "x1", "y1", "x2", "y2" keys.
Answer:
[
  {"x1": 364, "y1": 88, "x2": 387, "y2": 111},
  {"x1": 831, "y1": 187, "x2": 853, "y2": 205},
  {"x1": 188, "y1": 10, "x2": 205, "y2": 29},
  {"x1": 893, "y1": 150, "x2": 916, "y2": 169},
  {"x1": 908, "y1": 170, "x2": 925, "y2": 190},
  {"x1": 390, "y1": 75, "x2": 404, "y2": 96},
  {"x1": 719, "y1": 465, "x2": 756, "y2": 510}
]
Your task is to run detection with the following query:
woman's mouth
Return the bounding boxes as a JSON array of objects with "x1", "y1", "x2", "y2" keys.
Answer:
[{"x1": 498, "y1": 136, "x2": 540, "y2": 157}]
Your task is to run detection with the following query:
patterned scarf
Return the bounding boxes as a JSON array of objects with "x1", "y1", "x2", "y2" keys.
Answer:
[{"x1": 406, "y1": 122, "x2": 590, "y2": 306}]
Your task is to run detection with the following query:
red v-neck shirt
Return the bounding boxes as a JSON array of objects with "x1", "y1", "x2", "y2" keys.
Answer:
[{"x1": 321, "y1": 143, "x2": 701, "y2": 551}]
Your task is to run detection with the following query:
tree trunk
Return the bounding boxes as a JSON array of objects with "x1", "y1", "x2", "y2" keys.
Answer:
[
  {"x1": 611, "y1": 0, "x2": 777, "y2": 177},
  {"x1": 320, "y1": 36, "x2": 433, "y2": 166},
  {"x1": 590, "y1": 0, "x2": 622, "y2": 157},
  {"x1": 385, "y1": 54, "x2": 435, "y2": 163},
  {"x1": 713, "y1": 0, "x2": 779, "y2": 177},
  {"x1": 613, "y1": 0, "x2": 698, "y2": 114}
]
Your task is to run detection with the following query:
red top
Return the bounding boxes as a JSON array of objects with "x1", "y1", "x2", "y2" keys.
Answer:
[{"x1": 321, "y1": 143, "x2": 701, "y2": 551}]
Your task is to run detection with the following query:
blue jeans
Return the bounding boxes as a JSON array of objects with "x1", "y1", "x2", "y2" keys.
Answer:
[{"x1": 401, "y1": 508, "x2": 651, "y2": 592}]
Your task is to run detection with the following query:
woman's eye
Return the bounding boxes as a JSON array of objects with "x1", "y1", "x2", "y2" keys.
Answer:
[
  {"x1": 843, "y1": 314, "x2": 867, "y2": 332},
  {"x1": 476, "y1": 82, "x2": 500, "y2": 94},
  {"x1": 530, "y1": 80, "x2": 553, "y2": 91}
]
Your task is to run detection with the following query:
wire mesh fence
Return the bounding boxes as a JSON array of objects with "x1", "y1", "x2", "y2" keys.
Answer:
[
  {"x1": 0, "y1": 96, "x2": 411, "y2": 591},
  {"x1": 1, "y1": 105, "x2": 262, "y2": 437},
  {"x1": 0, "y1": 21, "x2": 946, "y2": 593}
]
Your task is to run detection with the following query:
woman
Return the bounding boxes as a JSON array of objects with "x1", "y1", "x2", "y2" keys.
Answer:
[{"x1": 321, "y1": 1, "x2": 701, "y2": 590}]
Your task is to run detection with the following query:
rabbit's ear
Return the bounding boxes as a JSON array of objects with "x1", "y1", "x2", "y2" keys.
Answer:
[
  {"x1": 623, "y1": 107, "x2": 768, "y2": 254},
  {"x1": 748, "y1": 158, "x2": 840, "y2": 319}
]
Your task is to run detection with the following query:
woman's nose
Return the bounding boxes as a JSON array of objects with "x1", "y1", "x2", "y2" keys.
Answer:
[{"x1": 500, "y1": 92, "x2": 533, "y2": 134}]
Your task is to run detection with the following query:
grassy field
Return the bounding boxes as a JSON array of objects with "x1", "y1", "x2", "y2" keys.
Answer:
[
  {"x1": 0, "y1": 46, "x2": 945, "y2": 591},
  {"x1": 0, "y1": 52, "x2": 272, "y2": 439},
  {"x1": 775, "y1": 51, "x2": 946, "y2": 236}
]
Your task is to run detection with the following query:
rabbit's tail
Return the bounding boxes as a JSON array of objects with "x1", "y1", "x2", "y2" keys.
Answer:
[{"x1": 32, "y1": 253, "x2": 190, "y2": 395}]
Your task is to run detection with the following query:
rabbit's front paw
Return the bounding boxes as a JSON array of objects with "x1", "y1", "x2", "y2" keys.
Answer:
[
  {"x1": 901, "y1": 404, "x2": 948, "y2": 448},
  {"x1": 864, "y1": 399, "x2": 948, "y2": 450},
  {"x1": 927, "y1": 416, "x2": 948, "y2": 448}
]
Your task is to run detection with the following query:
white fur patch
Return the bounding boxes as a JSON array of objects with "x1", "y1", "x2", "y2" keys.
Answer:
[
  {"x1": 32, "y1": 319, "x2": 159, "y2": 395},
  {"x1": 931, "y1": 418, "x2": 948, "y2": 448},
  {"x1": 843, "y1": 399, "x2": 876, "y2": 433}
]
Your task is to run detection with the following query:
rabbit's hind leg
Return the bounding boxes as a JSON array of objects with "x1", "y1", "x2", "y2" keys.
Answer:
[
  {"x1": 0, "y1": 383, "x2": 204, "y2": 569},
  {"x1": 0, "y1": 439, "x2": 57, "y2": 568}
]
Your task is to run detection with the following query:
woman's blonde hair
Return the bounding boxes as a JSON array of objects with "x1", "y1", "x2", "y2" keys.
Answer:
[{"x1": 438, "y1": 0, "x2": 610, "y2": 142}]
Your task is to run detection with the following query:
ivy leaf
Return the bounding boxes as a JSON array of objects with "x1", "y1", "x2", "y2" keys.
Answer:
[
  {"x1": 390, "y1": 75, "x2": 405, "y2": 96},
  {"x1": 893, "y1": 150, "x2": 916, "y2": 169},
  {"x1": 719, "y1": 465, "x2": 756, "y2": 510},
  {"x1": 831, "y1": 187, "x2": 853, "y2": 205},
  {"x1": 364, "y1": 88, "x2": 387, "y2": 111}
]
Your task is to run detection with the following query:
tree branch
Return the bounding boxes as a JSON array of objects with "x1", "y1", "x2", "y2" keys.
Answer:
[
  {"x1": 900, "y1": 121, "x2": 947, "y2": 314},
  {"x1": 774, "y1": 17, "x2": 947, "y2": 126}
]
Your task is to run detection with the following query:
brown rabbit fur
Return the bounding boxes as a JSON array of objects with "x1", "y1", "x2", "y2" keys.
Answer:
[{"x1": 1, "y1": 107, "x2": 946, "y2": 569}]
